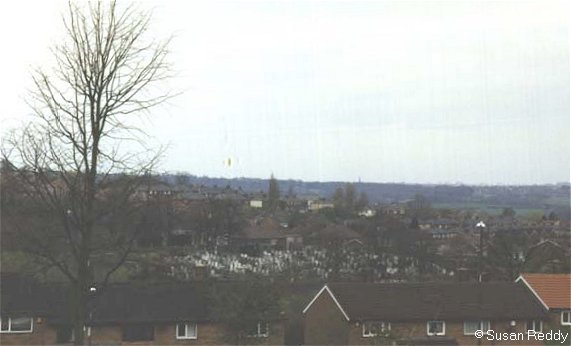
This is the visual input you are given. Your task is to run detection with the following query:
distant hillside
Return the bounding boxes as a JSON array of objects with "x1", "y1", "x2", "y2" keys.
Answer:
[
  {"x1": 162, "y1": 174, "x2": 473, "y2": 201},
  {"x1": 159, "y1": 174, "x2": 570, "y2": 219}
]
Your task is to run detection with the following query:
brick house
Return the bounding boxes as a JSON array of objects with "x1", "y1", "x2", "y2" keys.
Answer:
[
  {"x1": 303, "y1": 282, "x2": 548, "y2": 345},
  {"x1": 517, "y1": 273, "x2": 571, "y2": 329},
  {"x1": 232, "y1": 217, "x2": 303, "y2": 251},
  {"x1": 521, "y1": 242, "x2": 571, "y2": 274},
  {"x1": 1, "y1": 275, "x2": 285, "y2": 345}
]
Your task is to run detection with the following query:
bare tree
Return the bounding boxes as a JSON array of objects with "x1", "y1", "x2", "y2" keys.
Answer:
[
  {"x1": 210, "y1": 279, "x2": 283, "y2": 345},
  {"x1": 1, "y1": 2, "x2": 173, "y2": 344}
]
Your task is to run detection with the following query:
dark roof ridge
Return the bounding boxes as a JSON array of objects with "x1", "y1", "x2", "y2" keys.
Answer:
[
  {"x1": 327, "y1": 280, "x2": 520, "y2": 287},
  {"x1": 315, "y1": 281, "x2": 547, "y2": 322}
]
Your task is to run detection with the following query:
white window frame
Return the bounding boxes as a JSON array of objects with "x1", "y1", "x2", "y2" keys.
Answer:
[
  {"x1": 561, "y1": 311, "x2": 571, "y2": 326},
  {"x1": 0, "y1": 317, "x2": 34, "y2": 333},
  {"x1": 463, "y1": 320, "x2": 490, "y2": 335},
  {"x1": 362, "y1": 321, "x2": 391, "y2": 337},
  {"x1": 249, "y1": 322, "x2": 269, "y2": 338},
  {"x1": 176, "y1": 322, "x2": 197, "y2": 340},
  {"x1": 427, "y1": 321, "x2": 445, "y2": 336},
  {"x1": 526, "y1": 320, "x2": 542, "y2": 333}
]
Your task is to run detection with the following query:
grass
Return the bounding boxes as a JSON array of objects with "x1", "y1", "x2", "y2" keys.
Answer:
[{"x1": 433, "y1": 202, "x2": 544, "y2": 217}]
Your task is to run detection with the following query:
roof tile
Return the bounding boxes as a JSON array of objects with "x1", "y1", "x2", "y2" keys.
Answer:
[{"x1": 521, "y1": 273, "x2": 571, "y2": 309}]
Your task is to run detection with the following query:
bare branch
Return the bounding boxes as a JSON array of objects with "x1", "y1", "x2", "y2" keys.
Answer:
[{"x1": 1, "y1": 1, "x2": 174, "y2": 344}]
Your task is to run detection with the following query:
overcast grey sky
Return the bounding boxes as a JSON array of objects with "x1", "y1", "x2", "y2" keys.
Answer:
[{"x1": 1, "y1": 0, "x2": 569, "y2": 185}]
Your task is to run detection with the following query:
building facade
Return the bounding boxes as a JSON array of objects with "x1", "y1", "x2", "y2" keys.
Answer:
[
  {"x1": 0, "y1": 275, "x2": 285, "y2": 345},
  {"x1": 303, "y1": 282, "x2": 549, "y2": 345},
  {"x1": 517, "y1": 273, "x2": 571, "y2": 331}
]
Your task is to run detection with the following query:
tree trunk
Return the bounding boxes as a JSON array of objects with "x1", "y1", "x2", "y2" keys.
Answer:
[{"x1": 72, "y1": 279, "x2": 87, "y2": 345}]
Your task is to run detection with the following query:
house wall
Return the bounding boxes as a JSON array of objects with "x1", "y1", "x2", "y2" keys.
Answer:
[
  {"x1": 0, "y1": 318, "x2": 56, "y2": 345},
  {"x1": 307, "y1": 202, "x2": 334, "y2": 211},
  {"x1": 346, "y1": 320, "x2": 544, "y2": 346},
  {"x1": 250, "y1": 200, "x2": 263, "y2": 208},
  {"x1": 156, "y1": 323, "x2": 222, "y2": 345},
  {"x1": 88, "y1": 325, "x2": 123, "y2": 345},
  {"x1": 250, "y1": 322, "x2": 285, "y2": 346},
  {"x1": 1, "y1": 321, "x2": 285, "y2": 346},
  {"x1": 547, "y1": 310, "x2": 571, "y2": 329},
  {"x1": 153, "y1": 322, "x2": 285, "y2": 346},
  {"x1": 303, "y1": 291, "x2": 349, "y2": 345}
]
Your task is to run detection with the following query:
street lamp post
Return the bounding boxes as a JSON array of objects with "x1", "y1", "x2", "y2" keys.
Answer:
[
  {"x1": 87, "y1": 286, "x2": 97, "y2": 346},
  {"x1": 476, "y1": 221, "x2": 486, "y2": 282},
  {"x1": 475, "y1": 221, "x2": 486, "y2": 346}
]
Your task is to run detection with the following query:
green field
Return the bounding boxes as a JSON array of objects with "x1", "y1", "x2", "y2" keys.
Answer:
[{"x1": 432, "y1": 202, "x2": 545, "y2": 217}]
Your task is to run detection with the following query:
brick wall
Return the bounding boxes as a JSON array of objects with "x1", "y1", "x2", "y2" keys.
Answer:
[
  {"x1": 1, "y1": 320, "x2": 285, "y2": 345},
  {"x1": 547, "y1": 310, "x2": 569, "y2": 328},
  {"x1": 153, "y1": 322, "x2": 285, "y2": 345},
  {"x1": 0, "y1": 317, "x2": 57, "y2": 345},
  {"x1": 303, "y1": 290, "x2": 349, "y2": 345},
  {"x1": 346, "y1": 320, "x2": 544, "y2": 345},
  {"x1": 89, "y1": 325, "x2": 123, "y2": 345}
]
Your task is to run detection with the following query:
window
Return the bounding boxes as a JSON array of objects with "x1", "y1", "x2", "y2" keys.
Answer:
[
  {"x1": 362, "y1": 321, "x2": 390, "y2": 337},
  {"x1": 562, "y1": 311, "x2": 571, "y2": 326},
  {"x1": 427, "y1": 321, "x2": 445, "y2": 336},
  {"x1": 464, "y1": 321, "x2": 490, "y2": 335},
  {"x1": 122, "y1": 324, "x2": 154, "y2": 341},
  {"x1": 526, "y1": 320, "x2": 542, "y2": 333},
  {"x1": 0, "y1": 317, "x2": 33, "y2": 333},
  {"x1": 248, "y1": 322, "x2": 269, "y2": 337},
  {"x1": 0, "y1": 319, "x2": 8, "y2": 332},
  {"x1": 10, "y1": 318, "x2": 32, "y2": 333},
  {"x1": 176, "y1": 323, "x2": 197, "y2": 339}
]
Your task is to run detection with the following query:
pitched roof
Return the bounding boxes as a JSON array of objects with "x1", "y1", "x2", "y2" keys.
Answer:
[
  {"x1": 1, "y1": 275, "x2": 283, "y2": 324},
  {"x1": 304, "y1": 282, "x2": 547, "y2": 322},
  {"x1": 235, "y1": 217, "x2": 300, "y2": 240},
  {"x1": 0, "y1": 273, "x2": 61, "y2": 317},
  {"x1": 313, "y1": 223, "x2": 361, "y2": 241},
  {"x1": 1, "y1": 277, "x2": 211, "y2": 324},
  {"x1": 84, "y1": 283, "x2": 211, "y2": 324},
  {"x1": 518, "y1": 273, "x2": 571, "y2": 309},
  {"x1": 525, "y1": 240, "x2": 567, "y2": 258}
]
